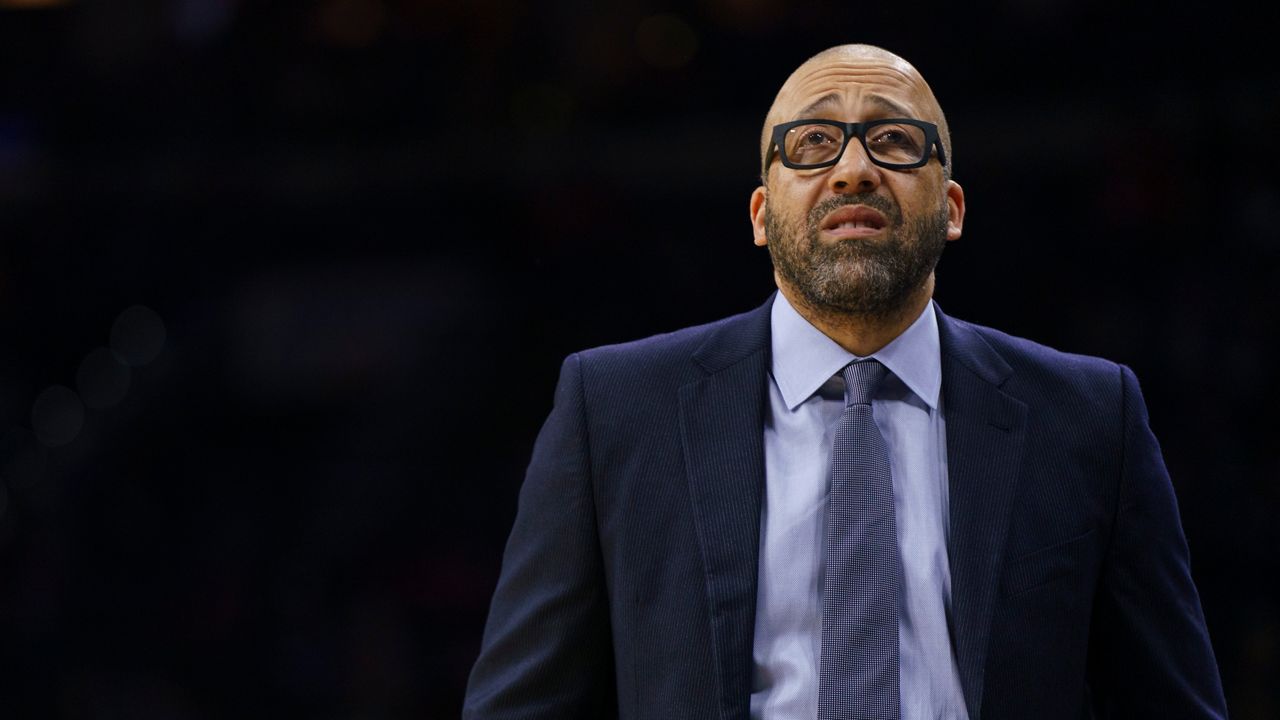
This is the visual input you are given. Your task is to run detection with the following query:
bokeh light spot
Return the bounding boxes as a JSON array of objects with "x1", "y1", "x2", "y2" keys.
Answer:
[
  {"x1": 0, "y1": 0, "x2": 70, "y2": 8},
  {"x1": 510, "y1": 83, "x2": 576, "y2": 135},
  {"x1": 32, "y1": 385, "x2": 85, "y2": 448},
  {"x1": 636, "y1": 14, "x2": 698, "y2": 70},
  {"x1": 110, "y1": 305, "x2": 166, "y2": 367},
  {"x1": 173, "y1": 0, "x2": 236, "y2": 46},
  {"x1": 77, "y1": 346, "x2": 132, "y2": 409},
  {"x1": 317, "y1": 0, "x2": 385, "y2": 48}
]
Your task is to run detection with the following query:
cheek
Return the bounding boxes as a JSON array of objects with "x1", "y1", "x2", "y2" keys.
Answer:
[
  {"x1": 771, "y1": 181, "x2": 824, "y2": 221},
  {"x1": 763, "y1": 189, "x2": 795, "y2": 223},
  {"x1": 891, "y1": 176, "x2": 945, "y2": 214}
]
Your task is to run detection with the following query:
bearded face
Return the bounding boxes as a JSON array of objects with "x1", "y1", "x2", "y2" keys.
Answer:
[{"x1": 764, "y1": 191, "x2": 950, "y2": 320}]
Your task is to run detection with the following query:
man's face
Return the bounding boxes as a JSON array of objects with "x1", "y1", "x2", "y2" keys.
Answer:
[{"x1": 750, "y1": 49, "x2": 965, "y2": 320}]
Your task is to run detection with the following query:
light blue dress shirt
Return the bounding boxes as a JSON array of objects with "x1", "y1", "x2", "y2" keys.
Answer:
[{"x1": 750, "y1": 293, "x2": 969, "y2": 720}]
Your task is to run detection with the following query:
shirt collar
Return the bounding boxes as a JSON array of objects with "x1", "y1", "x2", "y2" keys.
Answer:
[{"x1": 770, "y1": 291, "x2": 942, "y2": 411}]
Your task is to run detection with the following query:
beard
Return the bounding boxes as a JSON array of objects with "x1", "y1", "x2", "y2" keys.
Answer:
[{"x1": 764, "y1": 192, "x2": 950, "y2": 321}]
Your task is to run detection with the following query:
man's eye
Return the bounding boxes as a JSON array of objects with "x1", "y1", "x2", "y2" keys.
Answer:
[
  {"x1": 868, "y1": 127, "x2": 916, "y2": 148},
  {"x1": 797, "y1": 130, "x2": 839, "y2": 147}
]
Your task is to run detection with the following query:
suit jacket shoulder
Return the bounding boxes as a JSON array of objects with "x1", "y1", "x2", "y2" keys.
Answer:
[
  {"x1": 938, "y1": 312, "x2": 1133, "y2": 443},
  {"x1": 943, "y1": 312, "x2": 1123, "y2": 389},
  {"x1": 577, "y1": 300, "x2": 772, "y2": 370},
  {"x1": 571, "y1": 299, "x2": 773, "y2": 411}
]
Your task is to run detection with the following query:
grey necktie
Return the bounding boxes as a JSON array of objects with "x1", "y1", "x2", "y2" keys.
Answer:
[{"x1": 818, "y1": 359, "x2": 900, "y2": 720}]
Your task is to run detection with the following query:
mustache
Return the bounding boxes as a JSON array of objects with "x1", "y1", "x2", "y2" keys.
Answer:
[{"x1": 806, "y1": 193, "x2": 901, "y2": 229}]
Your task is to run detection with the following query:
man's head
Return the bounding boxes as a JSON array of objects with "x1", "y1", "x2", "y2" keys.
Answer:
[{"x1": 749, "y1": 45, "x2": 965, "y2": 323}]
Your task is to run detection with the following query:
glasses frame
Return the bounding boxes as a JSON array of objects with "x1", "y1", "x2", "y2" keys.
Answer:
[{"x1": 768, "y1": 118, "x2": 947, "y2": 171}]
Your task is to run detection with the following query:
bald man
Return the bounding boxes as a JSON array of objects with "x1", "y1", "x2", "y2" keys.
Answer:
[{"x1": 464, "y1": 46, "x2": 1227, "y2": 720}]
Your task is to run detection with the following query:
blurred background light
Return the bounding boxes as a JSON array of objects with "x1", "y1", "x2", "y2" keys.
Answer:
[
  {"x1": 31, "y1": 385, "x2": 84, "y2": 447},
  {"x1": 510, "y1": 82, "x2": 576, "y2": 135},
  {"x1": 171, "y1": 0, "x2": 237, "y2": 46},
  {"x1": 636, "y1": 13, "x2": 698, "y2": 70},
  {"x1": 76, "y1": 346, "x2": 132, "y2": 409},
  {"x1": 0, "y1": 0, "x2": 70, "y2": 8},
  {"x1": 109, "y1": 305, "x2": 166, "y2": 367},
  {"x1": 316, "y1": 0, "x2": 385, "y2": 48}
]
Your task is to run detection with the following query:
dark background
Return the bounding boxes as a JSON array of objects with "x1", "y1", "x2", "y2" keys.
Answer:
[{"x1": 1, "y1": 0, "x2": 1277, "y2": 717}]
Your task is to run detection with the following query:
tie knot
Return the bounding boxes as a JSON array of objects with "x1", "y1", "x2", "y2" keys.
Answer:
[{"x1": 839, "y1": 359, "x2": 888, "y2": 407}]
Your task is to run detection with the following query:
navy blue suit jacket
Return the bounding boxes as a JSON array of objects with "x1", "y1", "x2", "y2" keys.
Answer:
[{"x1": 464, "y1": 296, "x2": 1227, "y2": 719}]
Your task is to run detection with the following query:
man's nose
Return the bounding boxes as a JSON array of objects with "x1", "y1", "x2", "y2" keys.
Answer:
[{"x1": 828, "y1": 138, "x2": 882, "y2": 194}]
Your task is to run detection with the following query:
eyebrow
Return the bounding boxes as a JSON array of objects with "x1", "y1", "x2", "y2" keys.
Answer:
[{"x1": 793, "y1": 93, "x2": 914, "y2": 120}]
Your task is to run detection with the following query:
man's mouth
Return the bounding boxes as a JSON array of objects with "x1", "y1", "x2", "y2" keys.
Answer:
[{"x1": 819, "y1": 205, "x2": 889, "y2": 238}]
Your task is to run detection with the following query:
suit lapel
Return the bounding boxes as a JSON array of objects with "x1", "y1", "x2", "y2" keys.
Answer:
[
  {"x1": 679, "y1": 297, "x2": 772, "y2": 720},
  {"x1": 937, "y1": 309, "x2": 1028, "y2": 719}
]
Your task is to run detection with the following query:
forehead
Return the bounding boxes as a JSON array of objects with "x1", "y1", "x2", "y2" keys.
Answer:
[{"x1": 772, "y1": 56, "x2": 937, "y2": 123}]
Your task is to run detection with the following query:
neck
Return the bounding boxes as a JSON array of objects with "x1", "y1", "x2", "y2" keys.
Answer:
[{"x1": 778, "y1": 275, "x2": 935, "y2": 357}]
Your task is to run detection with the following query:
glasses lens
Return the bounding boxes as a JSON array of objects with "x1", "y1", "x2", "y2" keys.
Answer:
[
  {"x1": 865, "y1": 122, "x2": 928, "y2": 165},
  {"x1": 782, "y1": 123, "x2": 845, "y2": 166}
]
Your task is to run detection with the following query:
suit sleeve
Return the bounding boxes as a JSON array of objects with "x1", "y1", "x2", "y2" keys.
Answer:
[
  {"x1": 463, "y1": 353, "x2": 617, "y2": 719},
  {"x1": 1087, "y1": 365, "x2": 1228, "y2": 718}
]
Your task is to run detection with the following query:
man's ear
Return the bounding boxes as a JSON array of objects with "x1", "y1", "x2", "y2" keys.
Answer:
[
  {"x1": 750, "y1": 186, "x2": 768, "y2": 247},
  {"x1": 945, "y1": 179, "x2": 965, "y2": 242}
]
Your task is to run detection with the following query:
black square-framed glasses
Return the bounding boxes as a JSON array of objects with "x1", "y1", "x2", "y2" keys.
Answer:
[{"x1": 766, "y1": 118, "x2": 947, "y2": 171}]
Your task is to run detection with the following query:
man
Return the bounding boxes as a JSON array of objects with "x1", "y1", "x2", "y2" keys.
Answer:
[{"x1": 464, "y1": 45, "x2": 1227, "y2": 719}]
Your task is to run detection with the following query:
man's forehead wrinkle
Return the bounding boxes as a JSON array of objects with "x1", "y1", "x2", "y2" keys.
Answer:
[
  {"x1": 787, "y1": 60, "x2": 926, "y2": 97},
  {"x1": 794, "y1": 93, "x2": 843, "y2": 119},
  {"x1": 792, "y1": 92, "x2": 915, "y2": 122},
  {"x1": 774, "y1": 63, "x2": 933, "y2": 121}
]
